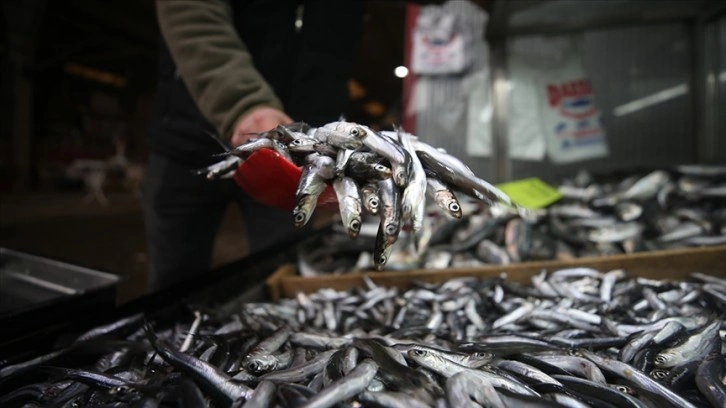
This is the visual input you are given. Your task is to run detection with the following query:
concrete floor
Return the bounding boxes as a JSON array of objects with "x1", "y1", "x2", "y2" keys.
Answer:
[{"x1": 0, "y1": 191, "x2": 252, "y2": 304}]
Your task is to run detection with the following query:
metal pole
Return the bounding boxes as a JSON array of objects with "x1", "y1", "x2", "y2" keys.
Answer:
[
  {"x1": 486, "y1": 0, "x2": 512, "y2": 183},
  {"x1": 692, "y1": 15, "x2": 720, "y2": 164}
]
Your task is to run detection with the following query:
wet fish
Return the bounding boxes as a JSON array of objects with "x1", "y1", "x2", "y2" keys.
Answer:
[{"x1": 332, "y1": 177, "x2": 362, "y2": 239}]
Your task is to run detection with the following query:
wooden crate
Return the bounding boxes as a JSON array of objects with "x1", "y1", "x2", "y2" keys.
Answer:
[{"x1": 265, "y1": 245, "x2": 726, "y2": 300}]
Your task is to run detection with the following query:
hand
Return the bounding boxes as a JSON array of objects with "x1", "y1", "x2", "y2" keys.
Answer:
[{"x1": 230, "y1": 106, "x2": 293, "y2": 147}]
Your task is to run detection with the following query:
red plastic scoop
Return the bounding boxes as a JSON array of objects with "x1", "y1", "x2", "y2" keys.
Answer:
[{"x1": 233, "y1": 148, "x2": 338, "y2": 211}]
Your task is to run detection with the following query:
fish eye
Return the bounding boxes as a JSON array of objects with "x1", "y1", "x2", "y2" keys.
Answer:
[
  {"x1": 449, "y1": 203, "x2": 460, "y2": 212},
  {"x1": 369, "y1": 199, "x2": 379, "y2": 208},
  {"x1": 247, "y1": 361, "x2": 259, "y2": 372},
  {"x1": 375, "y1": 165, "x2": 387, "y2": 172},
  {"x1": 385, "y1": 224, "x2": 397, "y2": 235},
  {"x1": 654, "y1": 355, "x2": 667, "y2": 364},
  {"x1": 349, "y1": 128, "x2": 359, "y2": 137},
  {"x1": 475, "y1": 352, "x2": 491, "y2": 359},
  {"x1": 294, "y1": 213, "x2": 306, "y2": 223},
  {"x1": 651, "y1": 369, "x2": 667, "y2": 379},
  {"x1": 293, "y1": 139, "x2": 302, "y2": 145},
  {"x1": 350, "y1": 220, "x2": 361, "y2": 231},
  {"x1": 412, "y1": 349, "x2": 427, "y2": 356},
  {"x1": 379, "y1": 255, "x2": 387, "y2": 264}
]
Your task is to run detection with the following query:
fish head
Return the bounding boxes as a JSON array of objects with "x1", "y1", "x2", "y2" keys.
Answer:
[
  {"x1": 245, "y1": 354, "x2": 279, "y2": 375},
  {"x1": 383, "y1": 220, "x2": 399, "y2": 237},
  {"x1": 649, "y1": 368, "x2": 670, "y2": 381},
  {"x1": 288, "y1": 138, "x2": 316, "y2": 151},
  {"x1": 653, "y1": 352, "x2": 676, "y2": 368},
  {"x1": 293, "y1": 201, "x2": 312, "y2": 227},
  {"x1": 406, "y1": 348, "x2": 445, "y2": 369},
  {"x1": 348, "y1": 217, "x2": 362, "y2": 238},
  {"x1": 373, "y1": 227, "x2": 393, "y2": 270},
  {"x1": 393, "y1": 168, "x2": 408, "y2": 187},
  {"x1": 609, "y1": 384, "x2": 639, "y2": 397},
  {"x1": 373, "y1": 164, "x2": 392, "y2": 178},
  {"x1": 366, "y1": 196, "x2": 380, "y2": 214},
  {"x1": 446, "y1": 199, "x2": 462, "y2": 218},
  {"x1": 328, "y1": 121, "x2": 368, "y2": 139},
  {"x1": 465, "y1": 351, "x2": 494, "y2": 367}
]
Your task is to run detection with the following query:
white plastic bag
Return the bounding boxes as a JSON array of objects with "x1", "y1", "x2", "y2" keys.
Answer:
[
  {"x1": 536, "y1": 50, "x2": 609, "y2": 163},
  {"x1": 411, "y1": 10, "x2": 471, "y2": 75}
]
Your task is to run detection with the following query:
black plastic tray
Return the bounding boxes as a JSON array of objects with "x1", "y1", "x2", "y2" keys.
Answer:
[{"x1": 0, "y1": 248, "x2": 119, "y2": 347}]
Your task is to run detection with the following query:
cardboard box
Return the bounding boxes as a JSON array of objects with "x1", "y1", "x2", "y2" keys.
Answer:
[{"x1": 266, "y1": 245, "x2": 726, "y2": 300}]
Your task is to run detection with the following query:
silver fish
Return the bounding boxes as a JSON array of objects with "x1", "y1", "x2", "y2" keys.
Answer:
[
  {"x1": 360, "y1": 183, "x2": 380, "y2": 215},
  {"x1": 398, "y1": 130, "x2": 427, "y2": 233},
  {"x1": 331, "y1": 177, "x2": 362, "y2": 239},
  {"x1": 654, "y1": 321, "x2": 721, "y2": 368},
  {"x1": 293, "y1": 163, "x2": 328, "y2": 227}
]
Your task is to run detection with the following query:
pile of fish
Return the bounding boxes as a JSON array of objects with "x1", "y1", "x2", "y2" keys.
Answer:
[
  {"x1": 3, "y1": 268, "x2": 726, "y2": 407},
  {"x1": 297, "y1": 166, "x2": 726, "y2": 274},
  {"x1": 196, "y1": 120, "x2": 529, "y2": 270}
]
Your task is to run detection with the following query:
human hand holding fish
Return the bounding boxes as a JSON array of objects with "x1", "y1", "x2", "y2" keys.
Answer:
[
  {"x1": 230, "y1": 106, "x2": 293, "y2": 147},
  {"x1": 199, "y1": 120, "x2": 526, "y2": 270}
]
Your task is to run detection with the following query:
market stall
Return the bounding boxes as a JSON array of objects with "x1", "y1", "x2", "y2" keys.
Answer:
[{"x1": 2, "y1": 1, "x2": 726, "y2": 407}]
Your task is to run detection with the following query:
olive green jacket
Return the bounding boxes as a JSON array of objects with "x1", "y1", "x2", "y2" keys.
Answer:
[{"x1": 156, "y1": 0, "x2": 284, "y2": 141}]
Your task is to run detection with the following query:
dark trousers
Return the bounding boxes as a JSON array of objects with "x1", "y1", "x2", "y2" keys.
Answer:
[{"x1": 142, "y1": 153, "x2": 298, "y2": 292}]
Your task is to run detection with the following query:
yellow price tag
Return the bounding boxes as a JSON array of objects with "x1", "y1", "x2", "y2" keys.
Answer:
[{"x1": 496, "y1": 177, "x2": 562, "y2": 209}]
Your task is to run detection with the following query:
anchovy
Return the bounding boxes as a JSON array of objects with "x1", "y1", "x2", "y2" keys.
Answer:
[
  {"x1": 244, "y1": 326, "x2": 292, "y2": 375},
  {"x1": 446, "y1": 371, "x2": 506, "y2": 408},
  {"x1": 288, "y1": 137, "x2": 319, "y2": 154},
  {"x1": 552, "y1": 374, "x2": 649, "y2": 408},
  {"x1": 413, "y1": 139, "x2": 515, "y2": 209},
  {"x1": 406, "y1": 348, "x2": 539, "y2": 396},
  {"x1": 426, "y1": 175, "x2": 462, "y2": 219},
  {"x1": 620, "y1": 170, "x2": 669, "y2": 201},
  {"x1": 345, "y1": 152, "x2": 393, "y2": 182},
  {"x1": 377, "y1": 178, "x2": 402, "y2": 243},
  {"x1": 299, "y1": 359, "x2": 377, "y2": 408},
  {"x1": 312, "y1": 125, "x2": 364, "y2": 151},
  {"x1": 293, "y1": 162, "x2": 329, "y2": 227},
  {"x1": 195, "y1": 156, "x2": 241, "y2": 180},
  {"x1": 360, "y1": 182, "x2": 380, "y2": 215},
  {"x1": 334, "y1": 149, "x2": 354, "y2": 177},
  {"x1": 581, "y1": 351, "x2": 698, "y2": 408},
  {"x1": 259, "y1": 350, "x2": 337, "y2": 384},
  {"x1": 332, "y1": 177, "x2": 362, "y2": 239},
  {"x1": 145, "y1": 326, "x2": 252, "y2": 405},
  {"x1": 398, "y1": 130, "x2": 427, "y2": 233},
  {"x1": 654, "y1": 321, "x2": 721, "y2": 368}
]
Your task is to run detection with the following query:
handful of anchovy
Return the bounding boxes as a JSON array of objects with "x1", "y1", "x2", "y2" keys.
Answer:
[
  {"x1": 297, "y1": 166, "x2": 726, "y2": 274},
  {"x1": 196, "y1": 120, "x2": 528, "y2": 270},
  {"x1": 4, "y1": 269, "x2": 726, "y2": 407}
]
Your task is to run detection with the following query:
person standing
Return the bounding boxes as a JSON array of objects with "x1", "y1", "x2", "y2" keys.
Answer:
[{"x1": 144, "y1": 0, "x2": 364, "y2": 291}]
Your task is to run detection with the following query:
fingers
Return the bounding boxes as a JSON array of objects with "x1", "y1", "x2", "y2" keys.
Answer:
[{"x1": 232, "y1": 107, "x2": 294, "y2": 146}]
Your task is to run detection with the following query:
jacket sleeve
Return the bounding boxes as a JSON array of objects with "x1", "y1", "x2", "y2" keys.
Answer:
[{"x1": 156, "y1": 0, "x2": 284, "y2": 140}]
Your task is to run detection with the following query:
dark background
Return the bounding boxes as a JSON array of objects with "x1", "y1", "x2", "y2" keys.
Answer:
[{"x1": 0, "y1": 0, "x2": 489, "y2": 303}]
